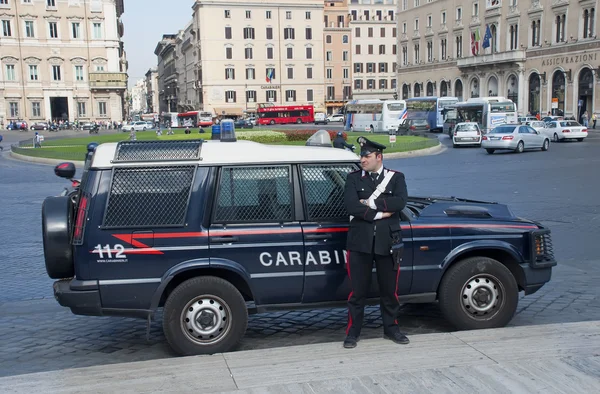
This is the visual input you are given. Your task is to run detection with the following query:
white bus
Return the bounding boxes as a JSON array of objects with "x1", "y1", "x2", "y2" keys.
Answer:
[
  {"x1": 162, "y1": 112, "x2": 181, "y2": 128},
  {"x1": 343, "y1": 99, "x2": 407, "y2": 133},
  {"x1": 405, "y1": 96, "x2": 459, "y2": 132},
  {"x1": 443, "y1": 98, "x2": 518, "y2": 135}
]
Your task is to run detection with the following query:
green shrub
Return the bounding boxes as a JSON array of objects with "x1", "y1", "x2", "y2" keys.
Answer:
[{"x1": 237, "y1": 130, "x2": 287, "y2": 143}]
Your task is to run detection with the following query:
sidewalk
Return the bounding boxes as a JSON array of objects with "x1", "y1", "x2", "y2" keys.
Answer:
[{"x1": 1, "y1": 321, "x2": 598, "y2": 393}]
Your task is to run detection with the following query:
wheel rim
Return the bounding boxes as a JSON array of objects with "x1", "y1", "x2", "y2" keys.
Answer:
[
  {"x1": 553, "y1": 133, "x2": 558, "y2": 142},
  {"x1": 518, "y1": 142, "x2": 523, "y2": 152},
  {"x1": 461, "y1": 274, "x2": 505, "y2": 321},
  {"x1": 544, "y1": 140, "x2": 549, "y2": 149},
  {"x1": 181, "y1": 294, "x2": 232, "y2": 345}
]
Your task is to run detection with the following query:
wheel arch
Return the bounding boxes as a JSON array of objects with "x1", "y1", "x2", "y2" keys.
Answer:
[{"x1": 150, "y1": 258, "x2": 255, "y2": 310}]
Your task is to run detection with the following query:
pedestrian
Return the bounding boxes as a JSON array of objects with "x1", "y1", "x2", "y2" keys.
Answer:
[
  {"x1": 34, "y1": 132, "x2": 42, "y2": 148},
  {"x1": 592, "y1": 113, "x2": 597, "y2": 129},
  {"x1": 167, "y1": 125, "x2": 174, "y2": 135},
  {"x1": 582, "y1": 111, "x2": 589, "y2": 127},
  {"x1": 185, "y1": 126, "x2": 191, "y2": 135},
  {"x1": 342, "y1": 136, "x2": 409, "y2": 349},
  {"x1": 0, "y1": 133, "x2": 4, "y2": 151}
]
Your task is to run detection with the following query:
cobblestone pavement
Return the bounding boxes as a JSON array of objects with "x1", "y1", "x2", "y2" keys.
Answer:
[{"x1": 1, "y1": 131, "x2": 599, "y2": 377}]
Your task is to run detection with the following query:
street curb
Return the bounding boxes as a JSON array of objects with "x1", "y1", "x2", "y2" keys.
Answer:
[
  {"x1": 9, "y1": 150, "x2": 84, "y2": 166},
  {"x1": 385, "y1": 141, "x2": 446, "y2": 159}
]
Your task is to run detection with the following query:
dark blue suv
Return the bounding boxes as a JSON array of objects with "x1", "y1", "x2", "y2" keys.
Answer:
[{"x1": 42, "y1": 136, "x2": 556, "y2": 356}]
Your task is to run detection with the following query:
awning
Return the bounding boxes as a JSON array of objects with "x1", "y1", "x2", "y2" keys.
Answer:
[{"x1": 213, "y1": 107, "x2": 244, "y2": 116}]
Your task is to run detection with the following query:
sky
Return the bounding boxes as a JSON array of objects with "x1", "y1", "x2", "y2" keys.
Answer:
[{"x1": 121, "y1": 0, "x2": 193, "y2": 87}]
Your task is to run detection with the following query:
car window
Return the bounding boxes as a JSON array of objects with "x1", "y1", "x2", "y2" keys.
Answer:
[
  {"x1": 214, "y1": 166, "x2": 293, "y2": 223},
  {"x1": 527, "y1": 126, "x2": 538, "y2": 134},
  {"x1": 455, "y1": 123, "x2": 477, "y2": 131},
  {"x1": 300, "y1": 164, "x2": 354, "y2": 221},
  {"x1": 491, "y1": 126, "x2": 516, "y2": 134}
]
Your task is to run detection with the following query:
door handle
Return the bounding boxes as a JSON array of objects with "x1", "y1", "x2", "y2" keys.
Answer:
[
  {"x1": 305, "y1": 233, "x2": 332, "y2": 240},
  {"x1": 210, "y1": 236, "x2": 239, "y2": 243}
]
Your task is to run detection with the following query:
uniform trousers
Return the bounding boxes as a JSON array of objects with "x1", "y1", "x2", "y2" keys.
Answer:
[{"x1": 346, "y1": 248, "x2": 401, "y2": 338}]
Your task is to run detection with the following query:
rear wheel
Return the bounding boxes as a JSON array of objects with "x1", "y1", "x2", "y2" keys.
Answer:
[
  {"x1": 269, "y1": 120, "x2": 275, "y2": 125},
  {"x1": 163, "y1": 276, "x2": 248, "y2": 356},
  {"x1": 541, "y1": 139, "x2": 550, "y2": 151},
  {"x1": 515, "y1": 141, "x2": 524, "y2": 153},
  {"x1": 438, "y1": 256, "x2": 518, "y2": 330},
  {"x1": 41, "y1": 196, "x2": 74, "y2": 279},
  {"x1": 553, "y1": 133, "x2": 559, "y2": 142},
  {"x1": 577, "y1": 138, "x2": 584, "y2": 142},
  {"x1": 485, "y1": 149, "x2": 495, "y2": 154},
  {"x1": 296, "y1": 118, "x2": 302, "y2": 124}
]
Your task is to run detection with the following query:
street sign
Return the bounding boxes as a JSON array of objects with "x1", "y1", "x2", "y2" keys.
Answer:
[
  {"x1": 551, "y1": 98, "x2": 558, "y2": 109},
  {"x1": 389, "y1": 134, "x2": 396, "y2": 143}
]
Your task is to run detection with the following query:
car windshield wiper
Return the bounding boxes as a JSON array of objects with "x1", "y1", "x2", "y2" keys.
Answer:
[{"x1": 409, "y1": 195, "x2": 498, "y2": 204}]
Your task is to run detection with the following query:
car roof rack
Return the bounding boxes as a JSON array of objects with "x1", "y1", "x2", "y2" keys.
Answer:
[{"x1": 113, "y1": 140, "x2": 203, "y2": 163}]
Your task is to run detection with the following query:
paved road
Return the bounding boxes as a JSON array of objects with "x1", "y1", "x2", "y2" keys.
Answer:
[{"x1": 1, "y1": 129, "x2": 599, "y2": 377}]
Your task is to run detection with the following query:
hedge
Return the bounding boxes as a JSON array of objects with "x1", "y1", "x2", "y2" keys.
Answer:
[
  {"x1": 236, "y1": 130, "x2": 287, "y2": 143},
  {"x1": 282, "y1": 129, "x2": 348, "y2": 142}
]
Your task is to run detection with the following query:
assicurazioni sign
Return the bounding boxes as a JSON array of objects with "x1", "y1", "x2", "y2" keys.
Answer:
[{"x1": 542, "y1": 52, "x2": 598, "y2": 67}]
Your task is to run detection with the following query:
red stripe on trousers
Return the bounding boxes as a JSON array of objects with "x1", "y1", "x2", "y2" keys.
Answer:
[
  {"x1": 394, "y1": 265, "x2": 401, "y2": 325},
  {"x1": 345, "y1": 251, "x2": 353, "y2": 336}
]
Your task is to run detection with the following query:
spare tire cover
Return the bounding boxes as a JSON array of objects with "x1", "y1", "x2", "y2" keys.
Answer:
[{"x1": 42, "y1": 196, "x2": 74, "y2": 279}]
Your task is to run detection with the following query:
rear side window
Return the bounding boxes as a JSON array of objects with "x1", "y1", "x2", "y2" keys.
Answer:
[
  {"x1": 102, "y1": 166, "x2": 195, "y2": 228},
  {"x1": 301, "y1": 164, "x2": 355, "y2": 221},
  {"x1": 214, "y1": 166, "x2": 293, "y2": 223}
]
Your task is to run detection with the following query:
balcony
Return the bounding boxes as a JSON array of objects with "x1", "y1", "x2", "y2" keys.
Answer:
[
  {"x1": 457, "y1": 50, "x2": 526, "y2": 69},
  {"x1": 89, "y1": 72, "x2": 128, "y2": 90}
]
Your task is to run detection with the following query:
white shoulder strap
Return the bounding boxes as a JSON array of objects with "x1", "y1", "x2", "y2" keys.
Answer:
[{"x1": 368, "y1": 170, "x2": 394, "y2": 200}]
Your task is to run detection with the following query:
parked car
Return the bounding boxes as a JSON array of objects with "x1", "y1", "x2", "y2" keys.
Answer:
[
  {"x1": 42, "y1": 131, "x2": 556, "y2": 356},
  {"x1": 123, "y1": 121, "x2": 148, "y2": 132},
  {"x1": 518, "y1": 116, "x2": 538, "y2": 124},
  {"x1": 7, "y1": 120, "x2": 28, "y2": 130},
  {"x1": 30, "y1": 122, "x2": 51, "y2": 131},
  {"x1": 327, "y1": 113, "x2": 344, "y2": 123},
  {"x1": 544, "y1": 120, "x2": 588, "y2": 142},
  {"x1": 398, "y1": 119, "x2": 430, "y2": 135},
  {"x1": 233, "y1": 119, "x2": 254, "y2": 129},
  {"x1": 482, "y1": 124, "x2": 550, "y2": 154},
  {"x1": 314, "y1": 112, "x2": 328, "y2": 125},
  {"x1": 452, "y1": 122, "x2": 482, "y2": 147},
  {"x1": 525, "y1": 121, "x2": 549, "y2": 135},
  {"x1": 80, "y1": 122, "x2": 96, "y2": 131}
]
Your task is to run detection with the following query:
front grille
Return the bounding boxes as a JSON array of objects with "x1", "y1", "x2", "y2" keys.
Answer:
[{"x1": 533, "y1": 231, "x2": 555, "y2": 263}]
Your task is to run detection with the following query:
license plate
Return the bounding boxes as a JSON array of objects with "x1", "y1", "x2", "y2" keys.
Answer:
[{"x1": 490, "y1": 137, "x2": 500, "y2": 140}]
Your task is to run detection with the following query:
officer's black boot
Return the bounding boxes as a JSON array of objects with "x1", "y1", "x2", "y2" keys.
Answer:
[
  {"x1": 384, "y1": 331, "x2": 410, "y2": 345},
  {"x1": 343, "y1": 335, "x2": 358, "y2": 349}
]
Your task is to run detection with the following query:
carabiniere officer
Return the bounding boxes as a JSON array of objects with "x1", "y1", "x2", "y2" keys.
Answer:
[{"x1": 343, "y1": 136, "x2": 409, "y2": 349}]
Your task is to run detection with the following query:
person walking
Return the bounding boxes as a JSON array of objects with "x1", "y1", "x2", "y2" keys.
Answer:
[
  {"x1": 343, "y1": 136, "x2": 409, "y2": 349},
  {"x1": 592, "y1": 113, "x2": 597, "y2": 129}
]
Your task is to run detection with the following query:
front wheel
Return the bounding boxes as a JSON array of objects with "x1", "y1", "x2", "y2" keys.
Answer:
[
  {"x1": 576, "y1": 138, "x2": 584, "y2": 142},
  {"x1": 485, "y1": 149, "x2": 495, "y2": 154},
  {"x1": 515, "y1": 141, "x2": 524, "y2": 153},
  {"x1": 541, "y1": 139, "x2": 550, "y2": 151},
  {"x1": 438, "y1": 256, "x2": 518, "y2": 330},
  {"x1": 269, "y1": 120, "x2": 275, "y2": 125},
  {"x1": 163, "y1": 276, "x2": 248, "y2": 356},
  {"x1": 296, "y1": 118, "x2": 302, "y2": 124}
]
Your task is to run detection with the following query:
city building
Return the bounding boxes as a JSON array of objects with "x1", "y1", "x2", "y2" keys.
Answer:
[
  {"x1": 130, "y1": 78, "x2": 146, "y2": 114},
  {"x1": 144, "y1": 67, "x2": 159, "y2": 113},
  {"x1": 154, "y1": 33, "x2": 178, "y2": 114},
  {"x1": 175, "y1": 20, "x2": 201, "y2": 112},
  {"x1": 323, "y1": 0, "x2": 352, "y2": 114},
  {"x1": 0, "y1": 0, "x2": 128, "y2": 126},
  {"x1": 349, "y1": 0, "x2": 399, "y2": 100},
  {"x1": 190, "y1": 0, "x2": 325, "y2": 117},
  {"x1": 396, "y1": 0, "x2": 599, "y2": 120}
]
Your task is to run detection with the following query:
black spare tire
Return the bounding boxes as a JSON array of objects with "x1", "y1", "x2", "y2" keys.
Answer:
[{"x1": 42, "y1": 196, "x2": 74, "y2": 279}]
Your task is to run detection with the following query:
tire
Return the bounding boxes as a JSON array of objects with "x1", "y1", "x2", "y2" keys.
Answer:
[
  {"x1": 438, "y1": 256, "x2": 519, "y2": 330},
  {"x1": 486, "y1": 149, "x2": 495, "y2": 154},
  {"x1": 553, "y1": 133, "x2": 559, "y2": 142},
  {"x1": 541, "y1": 139, "x2": 549, "y2": 151},
  {"x1": 269, "y1": 120, "x2": 275, "y2": 125},
  {"x1": 163, "y1": 276, "x2": 248, "y2": 356},
  {"x1": 577, "y1": 138, "x2": 584, "y2": 142},
  {"x1": 296, "y1": 118, "x2": 302, "y2": 124},
  {"x1": 41, "y1": 196, "x2": 74, "y2": 279},
  {"x1": 515, "y1": 141, "x2": 524, "y2": 153}
]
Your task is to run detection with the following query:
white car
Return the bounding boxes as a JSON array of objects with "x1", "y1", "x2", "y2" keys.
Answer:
[
  {"x1": 314, "y1": 112, "x2": 328, "y2": 125},
  {"x1": 123, "y1": 121, "x2": 148, "y2": 132},
  {"x1": 545, "y1": 120, "x2": 588, "y2": 142},
  {"x1": 327, "y1": 114, "x2": 344, "y2": 123},
  {"x1": 526, "y1": 120, "x2": 548, "y2": 134},
  {"x1": 452, "y1": 122, "x2": 482, "y2": 147},
  {"x1": 482, "y1": 124, "x2": 550, "y2": 154}
]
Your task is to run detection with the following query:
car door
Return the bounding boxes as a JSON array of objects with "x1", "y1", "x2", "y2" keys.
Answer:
[
  {"x1": 518, "y1": 125, "x2": 533, "y2": 146},
  {"x1": 527, "y1": 126, "x2": 543, "y2": 147},
  {"x1": 299, "y1": 163, "x2": 355, "y2": 303},
  {"x1": 208, "y1": 165, "x2": 305, "y2": 305}
]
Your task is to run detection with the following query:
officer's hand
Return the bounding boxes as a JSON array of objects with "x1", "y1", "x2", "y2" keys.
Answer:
[{"x1": 381, "y1": 212, "x2": 393, "y2": 218}]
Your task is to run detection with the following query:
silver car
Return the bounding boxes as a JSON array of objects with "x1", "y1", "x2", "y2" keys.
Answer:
[{"x1": 482, "y1": 124, "x2": 550, "y2": 154}]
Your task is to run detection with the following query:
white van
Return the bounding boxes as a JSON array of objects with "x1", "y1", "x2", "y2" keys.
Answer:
[{"x1": 314, "y1": 112, "x2": 328, "y2": 125}]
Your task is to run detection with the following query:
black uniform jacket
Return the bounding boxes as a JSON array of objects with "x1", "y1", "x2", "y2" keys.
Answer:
[{"x1": 344, "y1": 168, "x2": 408, "y2": 255}]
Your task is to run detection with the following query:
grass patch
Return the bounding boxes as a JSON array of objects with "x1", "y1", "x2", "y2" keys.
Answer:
[{"x1": 14, "y1": 129, "x2": 438, "y2": 161}]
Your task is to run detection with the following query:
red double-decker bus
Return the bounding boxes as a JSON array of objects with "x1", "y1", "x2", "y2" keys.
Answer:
[{"x1": 257, "y1": 104, "x2": 314, "y2": 125}]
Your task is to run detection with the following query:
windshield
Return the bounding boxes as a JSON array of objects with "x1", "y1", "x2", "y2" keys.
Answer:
[
  {"x1": 387, "y1": 103, "x2": 405, "y2": 111},
  {"x1": 407, "y1": 100, "x2": 436, "y2": 111},
  {"x1": 455, "y1": 123, "x2": 478, "y2": 131},
  {"x1": 490, "y1": 125, "x2": 517, "y2": 134},
  {"x1": 438, "y1": 98, "x2": 458, "y2": 108},
  {"x1": 490, "y1": 102, "x2": 516, "y2": 113}
]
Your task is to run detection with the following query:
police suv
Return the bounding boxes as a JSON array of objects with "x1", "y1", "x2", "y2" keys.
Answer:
[{"x1": 42, "y1": 130, "x2": 556, "y2": 356}]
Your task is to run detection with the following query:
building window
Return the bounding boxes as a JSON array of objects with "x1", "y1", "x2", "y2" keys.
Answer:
[
  {"x1": 245, "y1": 10, "x2": 251, "y2": 19},
  {"x1": 305, "y1": 27, "x2": 312, "y2": 40},
  {"x1": 368, "y1": 44, "x2": 373, "y2": 54},
  {"x1": 98, "y1": 101, "x2": 107, "y2": 116},
  {"x1": 343, "y1": 86, "x2": 351, "y2": 99},
  {"x1": 225, "y1": 26, "x2": 232, "y2": 39},
  {"x1": 95, "y1": 65, "x2": 104, "y2": 71},
  {"x1": 25, "y1": 20, "x2": 35, "y2": 37},
  {"x1": 48, "y1": 21, "x2": 58, "y2": 38},
  {"x1": 246, "y1": 67, "x2": 255, "y2": 80},
  {"x1": 583, "y1": 8, "x2": 595, "y2": 39},
  {"x1": 343, "y1": 68, "x2": 349, "y2": 79},
  {"x1": 9, "y1": 102, "x2": 19, "y2": 118},
  {"x1": 456, "y1": 35, "x2": 463, "y2": 57},
  {"x1": 427, "y1": 41, "x2": 433, "y2": 62},
  {"x1": 355, "y1": 44, "x2": 361, "y2": 54},
  {"x1": 379, "y1": 79, "x2": 388, "y2": 89},
  {"x1": 92, "y1": 22, "x2": 102, "y2": 39},
  {"x1": 266, "y1": 47, "x2": 273, "y2": 59},
  {"x1": 427, "y1": 15, "x2": 432, "y2": 28},
  {"x1": 225, "y1": 90, "x2": 236, "y2": 103},
  {"x1": 52, "y1": 65, "x2": 61, "y2": 81},
  {"x1": 286, "y1": 90, "x2": 296, "y2": 102},
  {"x1": 366, "y1": 62, "x2": 374, "y2": 73},
  {"x1": 266, "y1": 27, "x2": 273, "y2": 40},
  {"x1": 414, "y1": 19, "x2": 419, "y2": 31},
  {"x1": 326, "y1": 51, "x2": 332, "y2": 61},
  {"x1": 305, "y1": 11, "x2": 311, "y2": 20},
  {"x1": 225, "y1": 68, "x2": 235, "y2": 80},
  {"x1": 379, "y1": 44, "x2": 385, "y2": 55},
  {"x1": 77, "y1": 102, "x2": 86, "y2": 117},
  {"x1": 555, "y1": 14, "x2": 565, "y2": 43},
  {"x1": 75, "y1": 65, "x2": 84, "y2": 81},
  {"x1": 29, "y1": 64, "x2": 38, "y2": 80},
  {"x1": 402, "y1": 46, "x2": 408, "y2": 65},
  {"x1": 326, "y1": 68, "x2": 332, "y2": 79},
  {"x1": 31, "y1": 102, "x2": 41, "y2": 117},
  {"x1": 286, "y1": 11, "x2": 292, "y2": 20},
  {"x1": 306, "y1": 89, "x2": 313, "y2": 102},
  {"x1": 306, "y1": 67, "x2": 312, "y2": 79},
  {"x1": 402, "y1": 22, "x2": 407, "y2": 34},
  {"x1": 224, "y1": 10, "x2": 230, "y2": 18},
  {"x1": 509, "y1": 24, "x2": 518, "y2": 50},
  {"x1": 380, "y1": 27, "x2": 386, "y2": 37},
  {"x1": 47, "y1": 0, "x2": 56, "y2": 6},
  {"x1": 473, "y1": 2, "x2": 478, "y2": 17},
  {"x1": 306, "y1": 47, "x2": 312, "y2": 59},
  {"x1": 287, "y1": 67, "x2": 294, "y2": 79},
  {"x1": 379, "y1": 63, "x2": 388, "y2": 73},
  {"x1": 355, "y1": 27, "x2": 360, "y2": 37},
  {"x1": 243, "y1": 27, "x2": 255, "y2": 39},
  {"x1": 266, "y1": 90, "x2": 277, "y2": 102},
  {"x1": 265, "y1": 11, "x2": 271, "y2": 19},
  {"x1": 441, "y1": 11, "x2": 446, "y2": 25},
  {"x1": 246, "y1": 90, "x2": 256, "y2": 103},
  {"x1": 245, "y1": 47, "x2": 253, "y2": 59},
  {"x1": 414, "y1": 43, "x2": 420, "y2": 63},
  {"x1": 226, "y1": 47, "x2": 232, "y2": 59},
  {"x1": 367, "y1": 79, "x2": 375, "y2": 89},
  {"x1": 456, "y1": 7, "x2": 462, "y2": 21},
  {"x1": 531, "y1": 19, "x2": 541, "y2": 46},
  {"x1": 392, "y1": 28, "x2": 397, "y2": 38},
  {"x1": 354, "y1": 63, "x2": 363, "y2": 73},
  {"x1": 326, "y1": 35, "x2": 332, "y2": 44},
  {"x1": 284, "y1": 28, "x2": 295, "y2": 39},
  {"x1": 1, "y1": 20, "x2": 11, "y2": 37},
  {"x1": 368, "y1": 27, "x2": 373, "y2": 37},
  {"x1": 354, "y1": 80, "x2": 363, "y2": 90},
  {"x1": 287, "y1": 47, "x2": 294, "y2": 59},
  {"x1": 440, "y1": 38, "x2": 447, "y2": 60},
  {"x1": 343, "y1": 50, "x2": 349, "y2": 61},
  {"x1": 71, "y1": 22, "x2": 80, "y2": 38}
]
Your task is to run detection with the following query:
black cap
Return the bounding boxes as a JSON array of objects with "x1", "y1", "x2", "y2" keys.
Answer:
[{"x1": 357, "y1": 136, "x2": 386, "y2": 157}]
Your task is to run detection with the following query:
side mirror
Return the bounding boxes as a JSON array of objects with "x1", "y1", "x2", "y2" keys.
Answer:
[{"x1": 54, "y1": 162, "x2": 76, "y2": 179}]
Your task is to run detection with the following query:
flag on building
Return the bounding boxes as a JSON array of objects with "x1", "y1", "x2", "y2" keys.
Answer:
[
  {"x1": 266, "y1": 68, "x2": 275, "y2": 83},
  {"x1": 482, "y1": 24, "x2": 492, "y2": 49},
  {"x1": 471, "y1": 31, "x2": 477, "y2": 56},
  {"x1": 474, "y1": 28, "x2": 481, "y2": 54}
]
